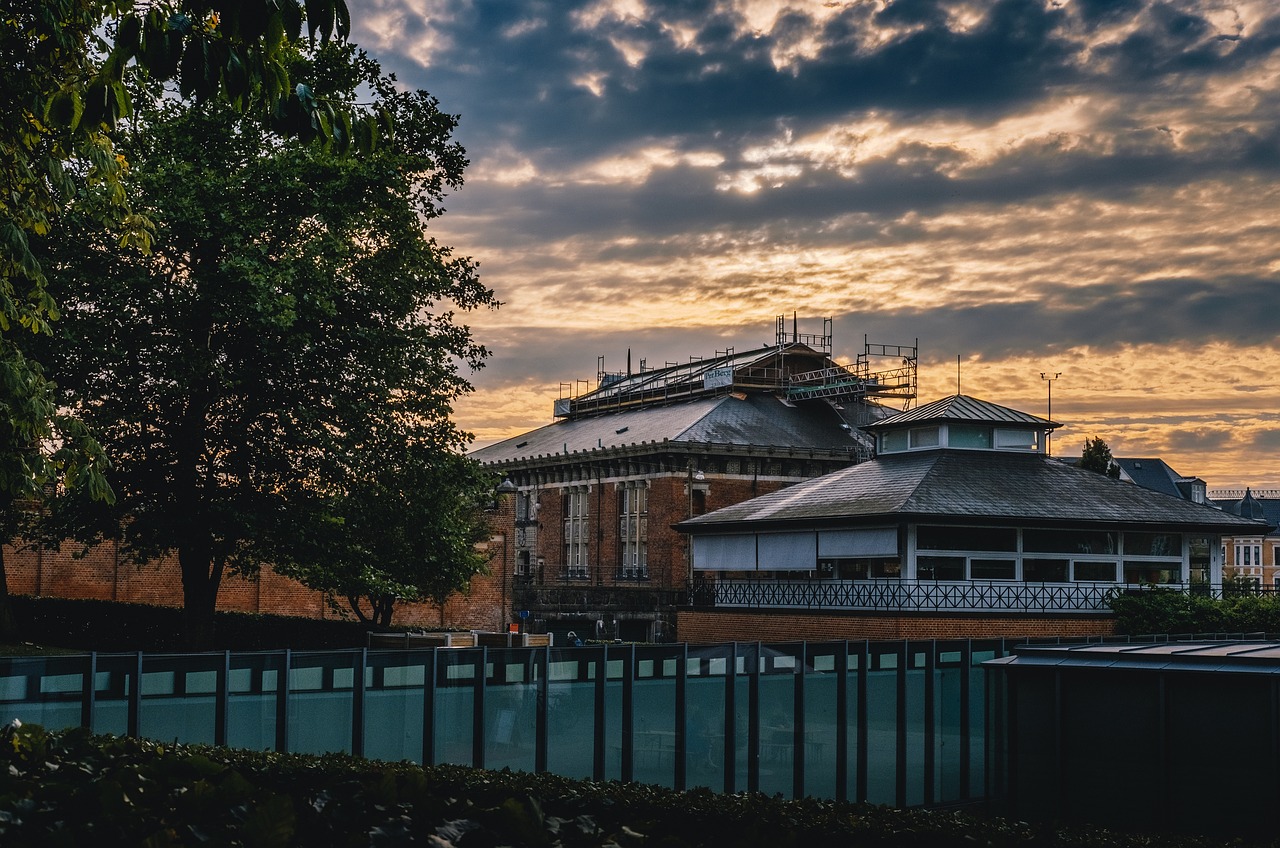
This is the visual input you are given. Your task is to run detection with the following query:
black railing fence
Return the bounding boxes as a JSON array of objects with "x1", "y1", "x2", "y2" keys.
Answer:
[{"x1": 688, "y1": 577, "x2": 1244, "y2": 614}]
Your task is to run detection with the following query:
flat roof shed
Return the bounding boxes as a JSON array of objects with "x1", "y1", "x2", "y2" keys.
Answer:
[{"x1": 986, "y1": 640, "x2": 1280, "y2": 837}]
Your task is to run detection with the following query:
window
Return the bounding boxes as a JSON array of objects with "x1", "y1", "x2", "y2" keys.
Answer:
[
  {"x1": 909, "y1": 426, "x2": 940, "y2": 449},
  {"x1": 618, "y1": 482, "x2": 648, "y2": 579},
  {"x1": 970, "y1": 559, "x2": 1016, "y2": 580},
  {"x1": 1125, "y1": 532, "x2": 1181, "y2": 556},
  {"x1": 562, "y1": 487, "x2": 589, "y2": 578},
  {"x1": 917, "y1": 556, "x2": 965, "y2": 580},
  {"x1": 1023, "y1": 529, "x2": 1116, "y2": 555},
  {"x1": 880, "y1": 430, "x2": 908, "y2": 453},
  {"x1": 994, "y1": 428, "x2": 1039, "y2": 450},
  {"x1": 1124, "y1": 563, "x2": 1179, "y2": 584},
  {"x1": 917, "y1": 525, "x2": 1017, "y2": 552},
  {"x1": 1074, "y1": 562, "x2": 1117, "y2": 582},
  {"x1": 819, "y1": 558, "x2": 901, "y2": 579},
  {"x1": 1023, "y1": 559, "x2": 1069, "y2": 582},
  {"x1": 949, "y1": 424, "x2": 992, "y2": 449}
]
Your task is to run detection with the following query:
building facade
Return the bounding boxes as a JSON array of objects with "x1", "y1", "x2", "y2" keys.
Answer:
[
  {"x1": 677, "y1": 395, "x2": 1266, "y2": 642},
  {"x1": 473, "y1": 327, "x2": 918, "y2": 640},
  {"x1": 1213, "y1": 489, "x2": 1280, "y2": 588}
]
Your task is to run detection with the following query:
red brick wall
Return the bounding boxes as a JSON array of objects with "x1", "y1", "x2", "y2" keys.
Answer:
[
  {"x1": 676, "y1": 609, "x2": 1117, "y2": 643},
  {"x1": 2, "y1": 539, "x2": 509, "y2": 631}
]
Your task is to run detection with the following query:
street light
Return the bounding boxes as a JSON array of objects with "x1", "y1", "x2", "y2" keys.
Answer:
[
  {"x1": 1039, "y1": 372, "x2": 1061, "y2": 456},
  {"x1": 493, "y1": 477, "x2": 518, "y2": 633}
]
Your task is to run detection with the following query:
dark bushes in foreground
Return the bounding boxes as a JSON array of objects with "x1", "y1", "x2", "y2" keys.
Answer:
[
  {"x1": 6, "y1": 595, "x2": 372, "y2": 652},
  {"x1": 0, "y1": 723, "x2": 1258, "y2": 847}
]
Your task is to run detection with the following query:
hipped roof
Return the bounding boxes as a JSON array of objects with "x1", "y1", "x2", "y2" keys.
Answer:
[{"x1": 679, "y1": 449, "x2": 1266, "y2": 534}]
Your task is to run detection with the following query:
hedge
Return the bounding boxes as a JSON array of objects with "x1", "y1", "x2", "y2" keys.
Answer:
[
  {"x1": 1110, "y1": 588, "x2": 1280, "y2": 637},
  {"x1": 0, "y1": 723, "x2": 1256, "y2": 847},
  {"x1": 5, "y1": 595, "x2": 375, "y2": 652}
]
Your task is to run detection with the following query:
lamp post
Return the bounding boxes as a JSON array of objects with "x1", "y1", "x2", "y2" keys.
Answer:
[
  {"x1": 1039, "y1": 372, "x2": 1061, "y2": 456},
  {"x1": 494, "y1": 477, "x2": 518, "y2": 632}
]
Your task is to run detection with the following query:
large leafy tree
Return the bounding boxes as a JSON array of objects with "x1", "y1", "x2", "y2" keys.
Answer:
[
  {"x1": 37, "y1": 46, "x2": 496, "y2": 646},
  {"x1": 0, "y1": 0, "x2": 363, "y2": 639}
]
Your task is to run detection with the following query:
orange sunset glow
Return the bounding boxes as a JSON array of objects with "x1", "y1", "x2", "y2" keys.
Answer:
[{"x1": 356, "y1": 0, "x2": 1280, "y2": 490}]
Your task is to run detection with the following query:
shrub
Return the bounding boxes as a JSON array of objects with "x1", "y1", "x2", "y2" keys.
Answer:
[
  {"x1": 7, "y1": 595, "x2": 372, "y2": 652},
  {"x1": 0, "y1": 723, "x2": 1264, "y2": 847}
]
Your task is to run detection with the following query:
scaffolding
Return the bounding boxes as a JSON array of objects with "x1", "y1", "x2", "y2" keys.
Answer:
[{"x1": 554, "y1": 318, "x2": 918, "y2": 420}]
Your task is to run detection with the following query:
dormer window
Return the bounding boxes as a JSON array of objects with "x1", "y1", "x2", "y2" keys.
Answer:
[
  {"x1": 867, "y1": 395, "x2": 1054, "y2": 455},
  {"x1": 994, "y1": 428, "x2": 1039, "y2": 451},
  {"x1": 909, "y1": 426, "x2": 939, "y2": 448},
  {"x1": 949, "y1": 424, "x2": 992, "y2": 449}
]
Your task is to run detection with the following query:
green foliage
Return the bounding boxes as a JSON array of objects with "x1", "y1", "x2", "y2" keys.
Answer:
[
  {"x1": 34, "y1": 45, "x2": 495, "y2": 645},
  {"x1": 0, "y1": 723, "x2": 1258, "y2": 847},
  {"x1": 1110, "y1": 589, "x2": 1226, "y2": 635},
  {"x1": 1081, "y1": 436, "x2": 1121, "y2": 479},
  {"x1": 0, "y1": 0, "x2": 374, "y2": 641},
  {"x1": 1111, "y1": 587, "x2": 1280, "y2": 636}
]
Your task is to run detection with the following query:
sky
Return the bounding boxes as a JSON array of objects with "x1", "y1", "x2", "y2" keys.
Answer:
[{"x1": 351, "y1": 0, "x2": 1280, "y2": 490}]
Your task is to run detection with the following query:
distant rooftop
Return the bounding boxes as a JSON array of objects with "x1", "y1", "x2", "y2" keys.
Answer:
[{"x1": 552, "y1": 316, "x2": 918, "y2": 420}]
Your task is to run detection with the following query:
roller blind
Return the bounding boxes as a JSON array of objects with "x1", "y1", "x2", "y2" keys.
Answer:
[
  {"x1": 818, "y1": 527, "x2": 898, "y2": 557},
  {"x1": 692, "y1": 534, "x2": 757, "y2": 570},
  {"x1": 757, "y1": 532, "x2": 817, "y2": 571}
]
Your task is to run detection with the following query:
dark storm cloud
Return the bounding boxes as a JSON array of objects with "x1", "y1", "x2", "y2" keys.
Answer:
[
  {"x1": 467, "y1": 274, "x2": 1280, "y2": 392},
  {"x1": 440, "y1": 119, "x2": 1280, "y2": 252},
  {"x1": 1252, "y1": 429, "x2": 1280, "y2": 451},
  {"x1": 849, "y1": 276, "x2": 1280, "y2": 362},
  {"x1": 1164, "y1": 427, "x2": 1234, "y2": 453},
  {"x1": 358, "y1": 0, "x2": 1276, "y2": 172}
]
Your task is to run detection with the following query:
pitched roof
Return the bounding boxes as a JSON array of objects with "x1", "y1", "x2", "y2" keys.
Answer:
[
  {"x1": 1216, "y1": 490, "x2": 1280, "y2": 532},
  {"x1": 1114, "y1": 458, "x2": 1192, "y2": 500},
  {"x1": 863, "y1": 394, "x2": 1058, "y2": 431},
  {"x1": 471, "y1": 393, "x2": 862, "y2": 466},
  {"x1": 680, "y1": 449, "x2": 1267, "y2": 533}
]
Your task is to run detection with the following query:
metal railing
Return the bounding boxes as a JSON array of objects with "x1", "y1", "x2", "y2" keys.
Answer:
[
  {"x1": 0, "y1": 638, "x2": 1025, "y2": 807},
  {"x1": 691, "y1": 577, "x2": 1139, "y2": 614}
]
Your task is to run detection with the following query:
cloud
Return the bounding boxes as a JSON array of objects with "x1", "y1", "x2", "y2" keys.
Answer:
[{"x1": 348, "y1": 0, "x2": 1280, "y2": 487}]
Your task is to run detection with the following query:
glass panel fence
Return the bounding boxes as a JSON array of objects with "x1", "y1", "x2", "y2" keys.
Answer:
[
  {"x1": 484, "y1": 648, "x2": 538, "y2": 773},
  {"x1": 288, "y1": 651, "x2": 356, "y2": 755},
  {"x1": 365, "y1": 650, "x2": 428, "y2": 764},
  {"x1": 0, "y1": 656, "x2": 87, "y2": 731},
  {"x1": 0, "y1": 638, "x2": 1011, "y2": 807}
]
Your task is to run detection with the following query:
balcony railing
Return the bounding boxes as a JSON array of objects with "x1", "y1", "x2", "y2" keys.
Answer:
[{"x1": 689, "y1": 577, "x2": 1193, "y2": 614}]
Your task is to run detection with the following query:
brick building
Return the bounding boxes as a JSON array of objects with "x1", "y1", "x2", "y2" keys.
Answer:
[
  {"x1": 472, "y1": 323, "x2": 918, "y2": 641},
  {"x1": 1213, "y1": 489, "x2": 1280, "y2": 588}
]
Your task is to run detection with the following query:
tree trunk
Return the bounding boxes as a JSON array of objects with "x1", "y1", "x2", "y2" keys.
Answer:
[
  {"x1": 373, "y1": 594, "x2": 395, "y2": 628},
  {"x1": 0, "y1": 545, "x2": 16, "y2": 643},
  {"x1": 178, "y1": 544, "x2": 222, "y2": 650}
]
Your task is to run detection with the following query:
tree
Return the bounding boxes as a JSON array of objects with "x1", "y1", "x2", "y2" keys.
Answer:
[
  {"x1": 1081, "y1": 436, "x2": 1121, "y2": 479},
  {"x1": 280, "y1": 439, "x2": 496, "y2": 628},
  {"x1": 0, "y1": 0, "x2": 368, "y2": 639},
  {"x1": 37, "y1": 45, "x2": 496, "y2": 646}
]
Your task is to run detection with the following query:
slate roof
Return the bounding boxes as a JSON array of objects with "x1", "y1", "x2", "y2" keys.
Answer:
[
  {"x1": 1216, "y1": 491, "x2": 1280, "y2": 532},
  {"x1": 471, "y1": 393, "x2": 862, "y2": 466},
  {"x1": 679, "y1": 449, "x2": 1267, "y2": 534},
  {"x1": 1114, "y1": 458, "x2": 1193, "y2": 500},
  {"x1": 863, "y1": 394, "x2": 1058, "y2": 431}
]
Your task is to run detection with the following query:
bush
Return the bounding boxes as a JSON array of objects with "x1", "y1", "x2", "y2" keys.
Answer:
[
  {"x1": 1109, "y1": 589, "x2": 1224, "y2": 635},
  {"x1": 1111, "y1": 588, "x2": 1280, "y2": 636},
  {"x1": 0, "y1": 723, "x2": 1260, "y2": 847},
  {"x1": 7, "y1": 595, "x2": 373, "y2": 652}
]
